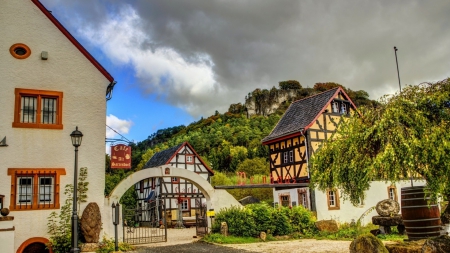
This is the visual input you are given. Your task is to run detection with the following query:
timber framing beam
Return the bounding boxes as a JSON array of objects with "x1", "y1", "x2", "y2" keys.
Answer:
[{"x1": 214, "y1": 183, "x2": 309, "y2": 189}]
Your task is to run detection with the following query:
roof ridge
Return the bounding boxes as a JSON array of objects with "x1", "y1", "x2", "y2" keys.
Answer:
[{"x1": 291, "y1": 87, "x2": 340, "y2": 104}]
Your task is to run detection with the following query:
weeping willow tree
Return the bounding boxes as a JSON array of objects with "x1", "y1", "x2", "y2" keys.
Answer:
[{"x1": 310, "y1": 78, "x2": 450, "y2": 206}]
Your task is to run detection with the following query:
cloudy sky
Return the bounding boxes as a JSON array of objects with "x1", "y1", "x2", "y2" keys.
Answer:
[{"x1": 41, "y1": 0, "x2": 450, "y2": 142}]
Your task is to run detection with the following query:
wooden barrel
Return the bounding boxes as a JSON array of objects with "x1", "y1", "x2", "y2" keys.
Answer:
[{"x1": 401, "y1": 186, "x2": 441, "y2": 240}]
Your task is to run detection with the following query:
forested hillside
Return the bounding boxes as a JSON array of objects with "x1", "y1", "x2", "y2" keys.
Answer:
[
  {"x1": 106, "y1": 81, "x2": 377, "y2": 204},
  {"x1": 127, "y1": 81, "x2": 377, "y2": 173}
]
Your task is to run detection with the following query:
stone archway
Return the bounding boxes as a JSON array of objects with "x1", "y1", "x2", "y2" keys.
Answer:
[
  {"x1": 103, "y1": 165, "x2": 241, "y2": 239},
  {"x1": 17, "y1": 237, "x2": 52, "y2": 253}
]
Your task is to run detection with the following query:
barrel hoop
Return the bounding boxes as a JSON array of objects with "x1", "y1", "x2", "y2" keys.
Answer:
[
  {"x1": 404, "y1": 226, "x2": 442, "y2": 229},
  {"x1": 401, "y1": 186, "x2": 426, "y2": 191},
  {"x1": 401, "y1": 205, "x2": 438, "y2": 208},
  {"x1": 403, "y1": 218, "x2": 441, "y2": 222},
  {"x1": 401, "y1": 197, "x2": 431, "y2": 200},
  {"x1": 406, "y1": 231, "x2": 441, "y2": 235},
  {"x1": 401, "y1": 192, "x2": 428, "y2": 196}
]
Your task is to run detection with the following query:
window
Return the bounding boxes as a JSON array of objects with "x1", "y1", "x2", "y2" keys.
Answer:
[
  {"x1": 0, "y1": 195, "x2": 4, "y2": 209},
  {"x1": 7, "y1": 168, "x2": 65, "y2": 210},
  {"x1": 340, "y1": 103, "x2": 347, "y2": 115},
  {"x1": 13, "y1": 88, "x2": 63, "y2": 129},
  {"x1": 171, "y1": 177, "x2": 180, "y2": 184},
  {"x1": 387, "y1": 185, "x2": 398, "y2": 201},
  {"x1": 180, "y1": 198, "x2": 190, "y2": 211},
  {"x1": 327, "y1": 189, "x2": 340, "y2": 210},
  {"x1": 186, "y1": 155, "x2": 194, "y2": 164},
  {"x1": 332, "y1": 102, "x2": 339, "y2": 113},
  {"x1": 283, "y1": 150, "x2": 293, "y2": 164},
  {"x1": 10, "y1": 43, "x2": 31, "y2": 59},
  {"x1": 298, "y1": 188, "x2": 309, "y2": 209},
  {"x1": 279, "y1": 193, "x2": 290, "y2": 207}
]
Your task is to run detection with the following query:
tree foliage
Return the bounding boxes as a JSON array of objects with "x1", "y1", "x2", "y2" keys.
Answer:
[
  {"x1": 279, "y1": 80, "x2": 302, "y2": 90},
  {"x1": 310, "y1": 79, "x2": 450, "y2": 205}
]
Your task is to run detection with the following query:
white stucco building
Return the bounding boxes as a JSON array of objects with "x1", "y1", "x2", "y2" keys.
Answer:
[{"x1": 0, "y1": 0, "x2": 115, "y2": 252}]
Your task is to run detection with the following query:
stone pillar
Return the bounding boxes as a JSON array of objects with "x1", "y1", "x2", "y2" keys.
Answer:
[{"x1": 0, "y1": 216, "x2": 15, "y2": 253}]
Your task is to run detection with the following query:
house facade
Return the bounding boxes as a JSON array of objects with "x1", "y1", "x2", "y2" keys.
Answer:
[
  {"x1": 0, "y1": 0, "x2": 114, "y2": 252},
  {"x1": 135, "y1": 142, "x2": 214, "y2": 226},
  {"x1": 262, "y1": 87, "x2": 423, "y2": 224}
]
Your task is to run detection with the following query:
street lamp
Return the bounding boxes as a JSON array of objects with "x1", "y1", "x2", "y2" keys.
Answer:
[
  {"x1": 70, "y1": 126, "x2": 83, "y2": 253},
  {"x1": 394, "y1": 46, "x2": 402, "y2": 92}
]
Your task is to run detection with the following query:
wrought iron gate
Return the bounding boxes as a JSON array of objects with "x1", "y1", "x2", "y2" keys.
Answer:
[
  {"x1": 195, "y1": 200, "x2": 208, "y2": 236},
  {"x1": 123, "y1": 199, "x2": 167, "y2": 244}
]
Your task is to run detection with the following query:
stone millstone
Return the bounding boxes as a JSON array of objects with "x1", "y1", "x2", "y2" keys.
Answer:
[
  {"x1": 80, "y1": 202, "x2": 102, "y2": 243},
  {"x1": 349, "y1": 233, "x2": 388, "y2": 253},
  {"x1": 376, "y1": 199, "x2": 400, "y2": 216},
  {"x1": 372, "y1": 214, "x2": 403, "y2": 226}
]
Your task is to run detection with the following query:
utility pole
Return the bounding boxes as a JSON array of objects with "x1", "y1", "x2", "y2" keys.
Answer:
[{"x1": 394, "y1": 46, "x2": 401, "y2": 92}]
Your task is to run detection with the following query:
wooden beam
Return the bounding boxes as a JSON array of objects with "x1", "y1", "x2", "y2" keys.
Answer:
[{"x1": 214, "y1": 183, "x2": 309, "y2": 189}]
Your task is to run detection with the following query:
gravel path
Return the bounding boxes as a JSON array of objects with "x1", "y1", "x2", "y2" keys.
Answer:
[{"x1": 130, "y1": 228, "x2": 353, "y2": 253}]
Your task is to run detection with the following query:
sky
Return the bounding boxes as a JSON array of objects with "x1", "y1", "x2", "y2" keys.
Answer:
[{"x1": 40, "y1": 0, "x2": 450, "y2": 144}]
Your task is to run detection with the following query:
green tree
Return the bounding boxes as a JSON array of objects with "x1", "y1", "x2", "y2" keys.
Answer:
[
  {"x1": 310, "y1": 79, "x2": 450, "y2": 205},
  {"x1": 279, "y1": 80, "x2": 302, "y2": 90},
  {"x1": 236, "y1": 157, "x2": 269, "y2": 176}
]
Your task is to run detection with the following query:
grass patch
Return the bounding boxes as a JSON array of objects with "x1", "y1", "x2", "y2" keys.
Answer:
[
  {"x1": 202, "y1": 234, "x2": 269, "y2": 244},
  {"x1": 203, "y1": 222, "x2": 406, "y2": 244}
]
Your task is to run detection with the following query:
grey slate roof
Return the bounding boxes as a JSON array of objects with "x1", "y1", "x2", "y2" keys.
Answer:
[
  {"x1": 262, "y1": 88, "x2": 340, "y2": 143},
  {"x1": 144, "y1": 143, "x2": 183, "y2": 168}
]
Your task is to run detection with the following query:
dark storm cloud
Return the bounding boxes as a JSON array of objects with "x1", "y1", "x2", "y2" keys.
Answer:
[{"x1": 42, "y1": 0, "x2": 450, "y2": 116}]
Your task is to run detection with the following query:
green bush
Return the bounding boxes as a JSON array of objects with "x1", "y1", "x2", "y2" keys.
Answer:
[
  {"x1": 247, "y1": 203, "x2": 275, "y2": 234},
  {"x1": 96, "y1": 237, "x2": 135, "y2": 253},
  {"x1": 288, "y1": 206, "x2": 317, "y2": 235},
  {"x1": 212, "y1": 206, "x2": 257, "y2": 237},
  {"x1": 272, "y1": 207, "x2": 292, "y2": 236},
  {"x1": 212, "y1": 204, "x2": 318, "y2": 238}
]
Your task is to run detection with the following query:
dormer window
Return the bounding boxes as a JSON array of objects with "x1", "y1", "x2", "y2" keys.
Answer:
[{"x1": 332, "y1": 102, "x2": 339, "y2": 113}]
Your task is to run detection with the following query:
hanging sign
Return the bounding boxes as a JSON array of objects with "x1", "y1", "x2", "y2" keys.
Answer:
[{"x1": 110, "y1": 144, "x2": 131, "y2": 169}]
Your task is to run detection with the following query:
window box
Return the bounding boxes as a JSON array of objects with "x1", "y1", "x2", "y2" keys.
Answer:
[{"x1": 13, "y1": 88, "x2": 63, "y2": 129}]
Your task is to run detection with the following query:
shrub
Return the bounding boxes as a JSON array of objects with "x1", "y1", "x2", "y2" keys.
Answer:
[
  {"x1": 288, "y1": 206, "x2": 317, "y2": 235},
  {"x1": 96, "y1": 237, "x2": 135, "y2": 253},
  {"x1": 272, "y1": 207, "x2": 292, "y2": 236},
  {"x1": 247, "y1": 203, "x2": 275, "y2": 234},
  {"x1": 212, "y1": 206, "x2": 258, "y2": 237}
]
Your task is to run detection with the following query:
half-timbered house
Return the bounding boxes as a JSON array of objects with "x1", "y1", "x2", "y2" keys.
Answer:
[
  {"x1": 262, "y1": 87, "x2": 426, "y2": 223},
  {"x1": 135, "y1": 142, "x2": 214, "y2": 226}
]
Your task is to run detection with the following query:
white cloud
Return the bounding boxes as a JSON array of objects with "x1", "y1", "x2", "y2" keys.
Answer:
[
  {"x1": 78, "y1": 6, "x2": 221, "y2": 117},
  {"x1": 106, "y1": 114, "x2": 133, "y2": 139}
]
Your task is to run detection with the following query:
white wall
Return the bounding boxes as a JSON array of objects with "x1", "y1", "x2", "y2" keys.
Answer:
[
  {"x1": 0, "y1": 0, "x2": 109, "y2": 251},
  {"x1": 314, "y1": 180, "x2": 426, "y2": 225},
  {"x1": 273, "y1": 180, "x2": 427, "y2": 225}
]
